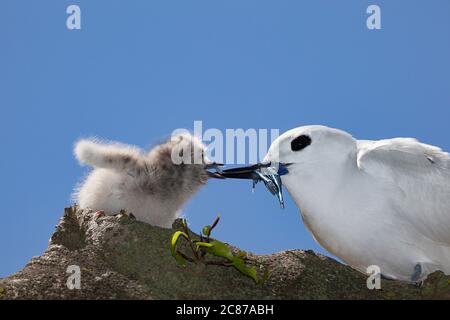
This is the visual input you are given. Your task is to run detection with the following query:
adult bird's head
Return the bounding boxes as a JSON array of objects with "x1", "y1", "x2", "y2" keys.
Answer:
[
  {"x1": 214, "y1": 125, "x2": 357, "y2": 207},
  {"x1": 263, "y1": 125, "x2": 356, "y2": 173}
]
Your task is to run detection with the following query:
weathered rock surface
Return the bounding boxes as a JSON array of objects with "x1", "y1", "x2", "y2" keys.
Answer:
[{"x1": 0, "y1": 206, "x2": 449, "y2": 299}]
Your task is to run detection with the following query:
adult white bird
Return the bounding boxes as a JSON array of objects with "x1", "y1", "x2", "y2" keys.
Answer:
[{"x1": 219, "y1": 125, "x2": 450, "y2": 283}]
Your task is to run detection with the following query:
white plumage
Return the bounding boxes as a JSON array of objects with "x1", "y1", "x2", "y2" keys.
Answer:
[
  {"x1": 264, "y1": 125, "x2": 450, "y2": 282},
  {"x1": 73, "y1": 133, "x2": 211, "y2": 228}
]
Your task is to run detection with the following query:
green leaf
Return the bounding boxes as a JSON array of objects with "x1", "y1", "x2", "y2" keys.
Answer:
[
  {"x1": 233, "y1": 257, "x2": 259, "y2": 283},
  {"x1": 202, "y1": 225, "x2": 212, "y2": 237},
  {"x1": 174, "y1": 252, "x2": 187, "y2": 266},
  {"x1": 205, "y1": 240, "x2": 234, "y2": 261},
  {"x1": 170, "y1": 231, "x2": 189, "y2": 258},
  {"x1": 195, "y1": 241, "x2": 214, "y2": 248}
]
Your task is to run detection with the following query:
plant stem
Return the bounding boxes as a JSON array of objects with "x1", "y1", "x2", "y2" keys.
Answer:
[{"x1": 177, "y1": 251, "x2": 196, "y2": 263}]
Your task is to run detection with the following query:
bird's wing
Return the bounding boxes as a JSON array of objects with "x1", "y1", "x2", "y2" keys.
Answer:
[{"x1": 356, "y1": 138, "x2": 450, "y2": 245}]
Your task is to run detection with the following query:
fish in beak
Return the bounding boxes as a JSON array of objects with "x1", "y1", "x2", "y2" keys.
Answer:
[{"x1": 207, "y1": 162, "x2": 291, "y2": 209}]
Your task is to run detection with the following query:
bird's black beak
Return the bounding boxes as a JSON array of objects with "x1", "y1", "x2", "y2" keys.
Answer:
[
  {"x1": 205, "y1": 162, "x2": 226, "y2": 179},
  {"x1": 215, "y1": 162, "x2": 271, "y2": 179},
  {"x1": 213, "y1": 162, "x2": 291, "y2": 179},
  {"x1": 207, "y1": 171, "x2": 225, "y2": 179}
]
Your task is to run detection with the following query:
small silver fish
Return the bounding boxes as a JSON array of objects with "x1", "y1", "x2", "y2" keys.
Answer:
[
  {"x1": 251, "y1": 167, "x2": 284, "y2": 208},
  {"x1": 209, "y1": 163, "x2": 288, "y2": 209}
]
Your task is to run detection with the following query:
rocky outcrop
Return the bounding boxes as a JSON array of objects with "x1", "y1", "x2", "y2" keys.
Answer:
[{"x1": 0, "y1": 206, "x2": 448, "y2": 299}]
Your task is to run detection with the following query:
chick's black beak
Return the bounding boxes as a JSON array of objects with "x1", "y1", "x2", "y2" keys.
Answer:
[
  {"x1": 207, "y1": 171, "x2": 226, "y2": 179},
  {"x1": 205, "y1": 162, "x2": 226, "y2": 179}
]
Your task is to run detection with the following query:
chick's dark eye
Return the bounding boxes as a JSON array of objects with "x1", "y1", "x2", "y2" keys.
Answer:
[{"x1": 291, "y1": 135, "x2": 312, "y2": 151}]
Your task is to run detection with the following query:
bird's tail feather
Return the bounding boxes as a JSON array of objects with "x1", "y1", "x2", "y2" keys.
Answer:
[{"x1": 74, "y1": 139, "x2": 145, "y2": 173}]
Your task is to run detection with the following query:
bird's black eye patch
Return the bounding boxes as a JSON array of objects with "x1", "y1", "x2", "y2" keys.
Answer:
[{"x1": 291, "y1": 135, "x2": 312, "y2": 151}]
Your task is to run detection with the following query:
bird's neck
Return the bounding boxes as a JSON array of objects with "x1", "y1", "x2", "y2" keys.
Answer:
[{"x1": 282, "y1": 153, "x2": 359, "y2": 239}]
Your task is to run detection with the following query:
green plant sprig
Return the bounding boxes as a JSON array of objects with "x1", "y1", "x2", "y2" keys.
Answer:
[{"x1": 170, "y1": 216, "x2": 269, "y2": 284}]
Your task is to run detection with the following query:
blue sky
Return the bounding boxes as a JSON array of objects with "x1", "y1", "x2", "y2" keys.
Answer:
[{"x1": 1, "y1": 1, "x2": 450, "y2": 277}]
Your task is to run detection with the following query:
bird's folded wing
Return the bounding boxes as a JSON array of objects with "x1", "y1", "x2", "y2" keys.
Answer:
[{"x1": 356, "y1": 138, "x2": 450, "y2": 245}]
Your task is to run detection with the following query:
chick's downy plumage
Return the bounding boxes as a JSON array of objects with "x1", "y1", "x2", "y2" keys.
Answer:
[{"x1": 73, "y1": 134, "x2": 210, "y2": 228}]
